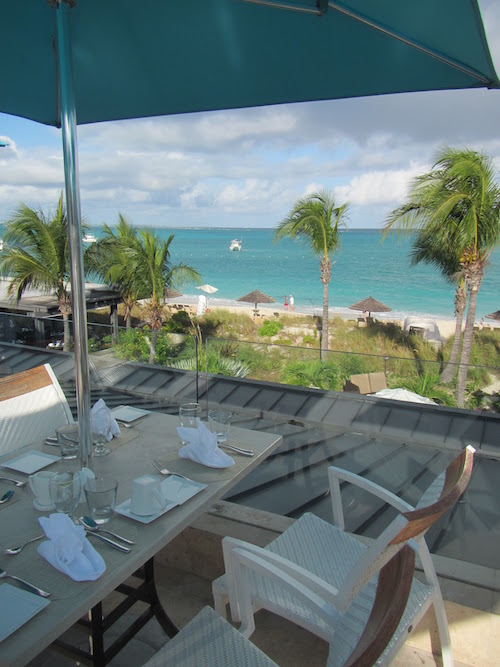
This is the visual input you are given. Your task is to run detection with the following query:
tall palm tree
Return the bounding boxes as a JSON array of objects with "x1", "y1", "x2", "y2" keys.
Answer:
[
  {"x1": 274, "y1": 190, "x2": 349, "y2": 360},
  {"x1": 88, "y1": 215, "x2": 140, "y2": 329},
  {"x1": 410, "y1": 228, "x2": 466, "y2": 384},
  {"x1": 0, "y1": 194, "x2": 84, "y2": 352},
  {"x1": 96, "y1": 224, "x2": 200, "y2": 364},
  {"x1": 384, "y1": 147, "x2": 500, "y2": 407}
]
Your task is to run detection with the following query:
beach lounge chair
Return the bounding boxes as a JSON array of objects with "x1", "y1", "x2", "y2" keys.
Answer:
[
  {"x1": 143, "y1": 544, "x2": 416, "y2": 667},
  {"x1": 0, "y1": 363, "x2": 73, "y2": 454},
  {"x1": 213, "y1": 447, "x2": 474, "y2": 667}
]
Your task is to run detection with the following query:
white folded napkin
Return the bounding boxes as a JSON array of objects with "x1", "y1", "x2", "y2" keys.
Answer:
[
  {"x1": 177, "y1": 419, "x2": 234, "y2": 468},
  {"x1": 91, "y1": 398, "x2": 120, "y2": 441},
  {"x1": 37, "y1": 513, "x2": 106, "y2": 581}
]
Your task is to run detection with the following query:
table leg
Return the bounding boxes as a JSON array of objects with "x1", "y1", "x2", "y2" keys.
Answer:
[{"x1": 53, "y1": 556, "x2": 178, "y2": 666}]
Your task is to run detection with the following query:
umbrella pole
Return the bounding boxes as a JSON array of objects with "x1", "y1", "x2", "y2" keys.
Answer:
[{"x1": 57, "y1": 4, "x2": 92, "y2": 468}]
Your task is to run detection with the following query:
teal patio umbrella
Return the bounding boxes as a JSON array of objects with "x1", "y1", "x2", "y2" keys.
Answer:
[{"x1": 0, "y1": 0, "x2": 497, "y2": 465}]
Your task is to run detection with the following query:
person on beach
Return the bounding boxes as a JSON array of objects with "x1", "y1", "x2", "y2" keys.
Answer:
[
  {"x1": 284, "y1": 295, "x2": 288, "y2": 310},
  {"x1": 289, "y1": 294, "x2": 294, "y2": 311}
]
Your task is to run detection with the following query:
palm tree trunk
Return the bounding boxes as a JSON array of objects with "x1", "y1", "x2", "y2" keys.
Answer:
[
  {"x1": 126, "y1": 313, "x2": 132, "y2": 330},
  {"x1": 440, "y1": 284, "x2": 467, "y2": 384},
  {"x1": 456, "y1": 284, "x2": 480, "y2": 407},
  {"x1": 149, "y1": 328, "x2": 158, "y2": 364},
  {"x1": 321, "y1": 281, "x2": 329, "y2": 361},
  {"x1": 62, "y1": 312, "x2": 71, "y2": 352}
]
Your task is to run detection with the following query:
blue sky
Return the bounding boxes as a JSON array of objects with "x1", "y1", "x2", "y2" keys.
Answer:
[{"x1": 1, "y1": 1, "x2": 500, "y2": 231}]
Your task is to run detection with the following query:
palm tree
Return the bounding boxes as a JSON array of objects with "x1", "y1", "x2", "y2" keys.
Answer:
[
  {"x1": 88, "y1": 215, "x2": 140, "y2": 329},
  {"x1": 275, "y1": 190, "x2": 349, "y2": 360},
  {"x1": 0, "y1": 194, "x2": 84, "y2": 352},
  {"x1": 384, "y1": 147, "x2": 500, "y2": 407},
  {"x1": 98, "y1": 225, "x2": 200, "y2": 364},
  {"x1": 410, "y1": 228, "x2": 466, "y2": 384}
]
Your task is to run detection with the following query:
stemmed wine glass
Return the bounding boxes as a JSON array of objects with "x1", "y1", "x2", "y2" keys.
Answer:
[
  {"x1": 49, "y1": 472, "x2": 82, "y2": 517},
  {"x1": 92, "y1": 410, "x2": 111, "y2": 457}
]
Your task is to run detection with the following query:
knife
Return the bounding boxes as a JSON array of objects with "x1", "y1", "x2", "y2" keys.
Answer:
[
  {"x1": 219, "y1": 443, "x2": 254, "y2": 457},
  {"x1": 85, "y1": 530, "x2": 131, "y2": 553}
]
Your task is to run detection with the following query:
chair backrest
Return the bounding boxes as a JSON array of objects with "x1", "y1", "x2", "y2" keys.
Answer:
[
  {"x1": 336, "y1": 446, "x2": 474, "y2": 609},
  {"x1": 0, "y1": 364, "x2": 73, "y2": 454},
  {"x1": 342, "y1": 544, "x2": 416, "y2": 667}
]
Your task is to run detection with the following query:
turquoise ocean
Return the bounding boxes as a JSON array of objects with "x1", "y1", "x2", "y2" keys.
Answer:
[
  {"x1": 109, "y1": 227, "x2": 500, "y2": 321},
  {"x1": 2, "y1": 226, "x2": 499, "y2": 320}
]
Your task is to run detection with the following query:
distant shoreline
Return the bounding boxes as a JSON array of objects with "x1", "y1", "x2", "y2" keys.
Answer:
[{"x1": 165, "y1": 294, "x2": 500, "y2": 340}]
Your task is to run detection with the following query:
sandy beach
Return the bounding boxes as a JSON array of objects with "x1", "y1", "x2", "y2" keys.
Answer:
[{"x1": 163, "y1": 294, "x2": 499, "y2": 341}]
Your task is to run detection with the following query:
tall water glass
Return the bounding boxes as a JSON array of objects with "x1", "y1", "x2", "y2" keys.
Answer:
[
  {"x1": 179, "y1": 403, "x2": 201, "y2": 444},
  {"x1": 92, "y1": 410, "x2": 111, "y2": 457},
  {"x1": 49, "y1": 472, "x2": 82, "y2": 516}
]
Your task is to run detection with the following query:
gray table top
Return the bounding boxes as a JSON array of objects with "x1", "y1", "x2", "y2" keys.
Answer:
[{"x1": 0, "y1": 412, "x2": 282, "y2": 666}]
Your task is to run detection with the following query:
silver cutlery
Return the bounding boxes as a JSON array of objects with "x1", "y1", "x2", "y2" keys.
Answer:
[
  {"x1": 151, "y1": 459, "x2": 192, "y2": 481},
  {"x1": 0, "y1": 476, "x2": 27, "y2": 487},
  {"x1": 219, "y1": 443, "x2": 254, "y2": 457},
  {"x1": 84, "y1": 530, "x2": 131, "y2": 553},
  {"x1": 44, "y1": 437, "x2": 58, "y2": 446},
  {"x1": 0, "y1": 490, "x2": 14, "y2": 504},
  {"x1": 0, "y1": 567, "x2": 50, "y2": 597},
  {"x1": 78, "y1": 516, "x2": 135, "y2": 545},
  {"x1": 5, "y1": 535, "x2": 45, "y2": 555}
]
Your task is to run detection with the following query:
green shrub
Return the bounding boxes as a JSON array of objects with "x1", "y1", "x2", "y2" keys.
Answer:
[
  {"x1": 258, "y1": 320, "x2": 284, "y2": 337},
  {"x1": 165, "y1": 310, "x2": 192, "y2": 333},
  {"x1": 282, "y1": 359, "x2": 341, "y2": 391}
]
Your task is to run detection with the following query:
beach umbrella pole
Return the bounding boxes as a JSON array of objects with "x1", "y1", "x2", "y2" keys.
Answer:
[{"x1": 57, "y1": 4, "x2": 92, "y2": 468}]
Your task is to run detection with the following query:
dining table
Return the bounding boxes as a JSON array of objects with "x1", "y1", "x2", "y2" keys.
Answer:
[{"x1": 0, "y1": 409, "x2": 282, "y2": 666}]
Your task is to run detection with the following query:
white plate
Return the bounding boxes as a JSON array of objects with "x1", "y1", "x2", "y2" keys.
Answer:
[
  {"x1": 0, "y1": 583, "x2": 50, "y2": 643},
  {"x1": 115, "y1": 476, "x2": 207, "y2": 524},
  {"x1": 111, "y1": 405, "x2": 151, "y2": 423},
  {"x1": 1, "y1": 451, "x2": 61, "y2": 475},
  {"x1": 114, "y1": 498, "x2": 178, "y2": 524}
]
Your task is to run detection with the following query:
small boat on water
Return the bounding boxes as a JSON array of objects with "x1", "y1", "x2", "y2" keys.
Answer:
[
  {"x1": 82, "y1": 233, "x2": 97, "y2": 243},
  {"x1": 229, "y1": 238, "x2": 242, "y2": 251}
]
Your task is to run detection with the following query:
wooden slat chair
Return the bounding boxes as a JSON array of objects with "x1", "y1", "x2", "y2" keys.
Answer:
[
  {"x1": 0, "y1": 364, "x2": 73, "y2": 454},
  {"x1": 213, "y1": 446, "x2": 474, "y2": 667},
  {"x1": 143, "y1": 544, "x2": 416, "y2": 667}
]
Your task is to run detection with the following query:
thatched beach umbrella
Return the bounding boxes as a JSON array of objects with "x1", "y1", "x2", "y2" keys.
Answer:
[
  {"x1": 486, "y1": 310, "x2": 500, "y2": 321},
  {"x1": 238, "y1": 290, "x2": 275, "y2": 312},
  {"x1": 164, "y1": 288, "x2": 182, "y2": 299},
  {"x1": 349, "y1": 296, "x2": 392, "y2": 318}
]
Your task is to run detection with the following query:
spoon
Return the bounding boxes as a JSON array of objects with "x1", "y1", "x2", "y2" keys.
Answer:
[
  {"x1": 0, "y1": 490, "x2": 14, "y2": 504},
  {"x1": 0, "y1": 476, "x2": 27, "y2": 487},
  {"x1": 78, "y1": 516, "x2": 135, "y2": 545},
  {"x1": 5, "y1": 534, "x2": 44, "y2": 555}
]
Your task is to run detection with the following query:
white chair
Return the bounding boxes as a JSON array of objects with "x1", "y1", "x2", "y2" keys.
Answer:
[
  {"x1": 213, "y1": 446, "x2": 474, "y2": 667},
  {"x1": 0, "y1": 364, "x2": 73, "y2": 454},
  {"x1": 143, "y1": 543, "x2": 417, "y2": 667}
]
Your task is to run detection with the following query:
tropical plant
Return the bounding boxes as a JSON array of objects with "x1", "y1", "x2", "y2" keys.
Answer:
[
  {"x1": 275, "y1": 189, "x2": 349, "y2": 360},
  {"x1": 91, "y1": 217, "x2": 200, "y2": 363},
  {"x1": 258, "y1": 320, "x2": 284, "y2": 337},
  {"x1": 88, "y1": 215, "x2": 140, "y2": 329},
  {"x1": 397, "y1": 372, "x2": 455, "y2": 406},
  {"x1": 282, "y1": 358, "x2": 341, "y2": 390},
  {"x1": 384, "y1": 147, "x2": 500, "y2": 407},
  {"x1": 0, "y1": 194, "x2": 89, "y2": 352}
]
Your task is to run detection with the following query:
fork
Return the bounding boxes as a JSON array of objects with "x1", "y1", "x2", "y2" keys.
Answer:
[
  {"x1": 0, "y1": 567, "x2": 50, "y2": 597},
  {"x1": 151, "y1": 459, "x2": 192, "y2": 481}
]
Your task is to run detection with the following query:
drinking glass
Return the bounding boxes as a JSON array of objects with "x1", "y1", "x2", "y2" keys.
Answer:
[
  {"x1": 208, "y1": 410, "x2": 232, "y2": 443},
  {"x1": 49, "y1": 472, "x2": 82, "y2": 516},
  {"x1": 179, "y1": 402, "x2": 201, "y2": 444},
  {"x1": 84, "y1": 478, "x2": 118, "y2": 524},
  {"x1": 92, "y1": 410, "x2": 111, "y2": 457}
]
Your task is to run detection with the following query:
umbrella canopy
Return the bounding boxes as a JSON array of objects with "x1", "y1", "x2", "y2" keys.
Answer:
[
  {"x1": 486, "y1": 311, "x2": 500, "y2": 321},
  {"x1": 196, "y1": 284, "x2": 218, "y2": 295},
  {"x1": 1, "y1": 0, "x2": 496, "y2": 465},
  {"x1": 349, "y1": 296, "x2": 392, "y2": 317},
  {"x1": 1, "y1": 1, "x2": 498, "y2": 126},
  {"x1": 238, "y1": 290, "x2": 276, "y2": 311},
  {"x1": 375, "y1": 388, "x2": 437, "y2": 405},
  {"x1": 164, "y1": 288, "x2": 182, "y2": 299}
]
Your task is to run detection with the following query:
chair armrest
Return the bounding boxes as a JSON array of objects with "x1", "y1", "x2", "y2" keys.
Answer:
[
  {"x1": 222, "y1": 537, "x2": 341, "y2": 637},
  {"x1": 328, "y1": 465, "x2": 415, "y2": 530}
]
